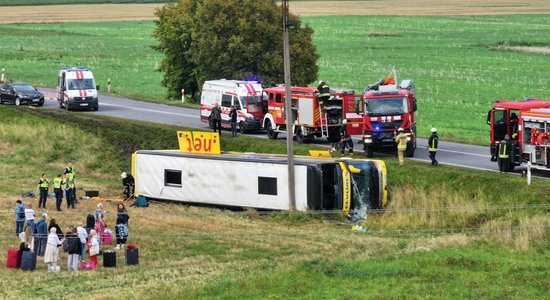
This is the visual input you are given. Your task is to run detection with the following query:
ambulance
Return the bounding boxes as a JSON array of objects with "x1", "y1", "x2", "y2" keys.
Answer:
[
  {"x1": 200, "y1": 79, "x2": 265, "y2": 133},
  {"x1": 57, "y1": 67, "x2": 99, "y2": 111}
]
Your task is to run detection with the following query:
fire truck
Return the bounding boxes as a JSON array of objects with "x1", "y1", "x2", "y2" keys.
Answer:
[
  {"x1": 487, "y1": 98, "x2": 550, "y2": 172},
  {"x1": 261, "y1": 85, "x2": 358, "y2": 143},
  {"x1": 358, "y1": 75, "x2": 417, "y2": 157}
]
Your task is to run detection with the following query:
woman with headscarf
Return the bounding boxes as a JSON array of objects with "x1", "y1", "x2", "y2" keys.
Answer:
[{"x1": 44, "y1": 227, "x2": 63, "y2": 271}]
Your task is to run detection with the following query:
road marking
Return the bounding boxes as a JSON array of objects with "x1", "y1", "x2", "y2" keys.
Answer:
[
  {"x1": 100, "y1": 102, "x2": 199, "y2": 118},
  {"x1": 437, "y1": 149, "x2": 489, "y2": 158}
]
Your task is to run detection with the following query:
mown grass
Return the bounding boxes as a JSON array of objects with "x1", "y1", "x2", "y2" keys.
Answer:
[
  {"x1": 0, "y1": 105, "x2": 548, "y2": 299},
  {"x1": 0, "y1": 15, "x2": 549, "y2": 143}
]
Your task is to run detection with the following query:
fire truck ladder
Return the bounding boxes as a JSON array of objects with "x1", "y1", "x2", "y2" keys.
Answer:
[{"x1": 319, "y1": 110, "x2": 328, "y2": 137}]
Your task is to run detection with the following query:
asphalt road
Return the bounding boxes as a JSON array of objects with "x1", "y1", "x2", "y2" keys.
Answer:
[{"x1": 38, "y1": 88, "x2": 546, "y2": 178}]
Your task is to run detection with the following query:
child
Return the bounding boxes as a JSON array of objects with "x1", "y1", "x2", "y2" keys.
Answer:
[
  {"x1": 88, "y1": 229, "x2": 100, "y2": 267},
  {"x1": 66, "y1": 227, "x2": 82, "y2": 272},
  {"x1": 44, "y1": 227, "x2": 63, "y2": 271}
]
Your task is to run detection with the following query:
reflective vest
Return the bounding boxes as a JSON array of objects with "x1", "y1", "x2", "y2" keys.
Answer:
[
  {"x1": 66, "y1": 179, "x2": 75, "y2": 189},
  {"x1": 317, "y1": 83, "x2": 330, "y2": 97},
  {"x1": 429, "y1": 135, "x2": 438, "y2": 152},
  {"x1": 39, "y1": 178, "x2": 49, "y2": 188},
  {"x1": 53, "y1": 177, "x2": 63, "y2": 189},
  {"x1": 498, "y1": 142, "x2": 509, "y2": 159},
  {"x1": 395, "y1": 133, "x2": 408, "y2": 151},
  {"x1": 65, "y1": 167, "x2": 75, "y2": 180}
]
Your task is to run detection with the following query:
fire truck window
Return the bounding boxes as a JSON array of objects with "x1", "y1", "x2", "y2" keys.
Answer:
[
  {"x1": 164, "y1": 169, "x2": 182, "y2": 187},
  {"x1": 221, "y1": 94, "x2": 232, "y2": 107},
  {"x1": 275, "y1": 94, "x2": 282, "y2": 103},
  {"x1": 258, "y1": 177, "x2": 277, "y2": 195},
  {"x1": 268, "y1": 93, "x2": 274, "y2": 103}
]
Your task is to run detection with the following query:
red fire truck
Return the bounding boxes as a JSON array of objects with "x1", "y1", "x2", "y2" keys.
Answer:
[
  {"x1": 261, "y1": 85, "x2": 358, "y2": 143},
  {"x1": 358, "y1": 76, "x2": 417, "y2": 157},
  {"x1": 487, "y1": 98, "x2": 550, "y2": 172}
]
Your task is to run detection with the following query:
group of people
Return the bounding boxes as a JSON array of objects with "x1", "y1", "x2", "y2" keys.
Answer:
[
  {"x1": 395, "y1": 127, "x2": 439, "y2": 166},
  {"x1": 209, "y1": 102, "x2": 239, "y2": 137},
  {"x1": 37, "y1": 162, "x2": 77, "y2": 211},
  {"x1": 15, "y1": 199, "x2": 130, "y2": 272}
]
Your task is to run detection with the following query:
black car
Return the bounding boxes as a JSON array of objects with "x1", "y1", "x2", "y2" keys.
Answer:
[{"x1": 0, "y1": 83, "x2": 45, "y2": 106}]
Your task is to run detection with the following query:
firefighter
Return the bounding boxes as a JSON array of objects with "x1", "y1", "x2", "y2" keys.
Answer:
[
  {"x1": 395, "y1": 128, "x2": 408, "y2": 166},
  {"x1": 428, "y1": 127, "x2": 439, "y2": 166},
  {"x1": 316, "y1": 80, "x2": 331, "y2": 110},
  {"x1": 53, "y1": 174, "x2": 64, "y2": 211},
  {"x1": 498, "y1": 134, "x2": 513, "y2": 172},
  {"x1": 37, "y1": 173, "x2": 50, "y2": 208},
  {"x1": 121, "y1": 172, "x2": 135, "y2": 200},
  {"x1": 339, "y1": 120, "x2": 353, "y2": 156}
]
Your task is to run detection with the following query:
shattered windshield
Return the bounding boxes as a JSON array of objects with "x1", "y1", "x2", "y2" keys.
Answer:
[
  {"x1": 366, "y1": 97, "x2": 408, "y2": 116},
  {"x1": 346, "y1": 161, "x2": 374, "y2": 222}
]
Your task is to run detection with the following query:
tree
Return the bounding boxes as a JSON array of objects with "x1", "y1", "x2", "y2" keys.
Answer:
[{"x1": 153, "y1": 0, "x2": 319, "y2": 101}]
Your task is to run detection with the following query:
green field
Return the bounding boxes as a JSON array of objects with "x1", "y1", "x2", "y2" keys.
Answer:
[
  {"x1": 0, "y1": 0, "x2": 168, "y2": 5},
  {"x1": 0, "y1": 15, "x2": 549, "y2": 143},
  {"x1": 0, "y1": 105, "x2": 548, "y2": 298}
]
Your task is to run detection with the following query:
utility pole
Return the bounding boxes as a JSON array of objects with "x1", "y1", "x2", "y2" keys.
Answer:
[{"x1": 282, "y1": 0, "x2": 296, "y2": 211}]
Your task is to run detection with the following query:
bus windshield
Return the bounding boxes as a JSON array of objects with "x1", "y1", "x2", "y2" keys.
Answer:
[
  {"x1": 67, "y1": 79, "x2": 95, "y2": 90},
  {"x1": 366, "y1": 97, "x2": 408, "y2": 116},
  {"x1": 346, "y1": 161, "x2": 377, "y2": 221}
]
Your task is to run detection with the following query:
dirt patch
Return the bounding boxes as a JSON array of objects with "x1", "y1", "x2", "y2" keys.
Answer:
[
  {"x1": 494, "y1": 45, "x2": 550, "y2": 55},
  {"x1": 0, "y1": 1, "x2": 549, "y2": 24}
]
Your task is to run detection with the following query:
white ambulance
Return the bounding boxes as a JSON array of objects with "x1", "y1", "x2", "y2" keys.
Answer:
[
  {"x1": 57, "y1": 67, "x2": 99, "y2": 111},
  {"x1": 200, "y1": 79, "x2": 265, "y2": 133}
]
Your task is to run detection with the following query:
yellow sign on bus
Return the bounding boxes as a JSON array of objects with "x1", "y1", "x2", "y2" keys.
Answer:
[{"x1": 177, "y1": 131, "x2": 220, "y2": 154}]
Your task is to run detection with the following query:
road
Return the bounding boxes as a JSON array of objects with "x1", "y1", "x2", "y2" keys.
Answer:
[{"x1": 39, "y1": 88, "x2": 546, "y2": 178}]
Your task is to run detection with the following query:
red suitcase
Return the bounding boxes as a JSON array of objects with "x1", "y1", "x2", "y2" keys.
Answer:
[{"x1": 6, "y1": 249, "x2": 21, "y2": 269}]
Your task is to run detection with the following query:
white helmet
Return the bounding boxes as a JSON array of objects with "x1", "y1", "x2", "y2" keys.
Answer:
[
  {"x1": 121, "y1": 172, "x2": 127, "y2": 179},
  {"x1": 431, "y1": 127, "x2": 437, "y2": 133},
  {"x1": 342, "y1": 119, "x2": 347, "y2": 124},
  {"x1": 319, "y1": 80, "x2": 323, "y2": 85},
  {"x1": 398, "y1": 127, "x2": 404, "y2": 132}
]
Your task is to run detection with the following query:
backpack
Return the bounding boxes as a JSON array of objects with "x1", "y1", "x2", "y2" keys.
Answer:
[{"x1": 136, "y1": 195, "x2": 149, "y2": 207}]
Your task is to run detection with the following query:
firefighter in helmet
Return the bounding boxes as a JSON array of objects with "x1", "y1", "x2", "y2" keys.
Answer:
[
  {"x1": 428, "y1": 127, "x2": 439, "y2": 166},
  {"x1": 339, "y1": 119, "x2": 353, "y2": 156},
  {"x1": 316, "y1": 80, "x2": 331, "y2": 110},
  {"x1": 395, "y1": 128, "x2": 408, "y2": 166},
  {"x1": 498, "y1": 134, "x2": 513, "y2": 172}
]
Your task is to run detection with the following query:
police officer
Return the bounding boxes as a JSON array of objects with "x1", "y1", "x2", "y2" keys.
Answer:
[
  {"x1": 37, "y1": 173, "x2": 50, "y2": 208},
  {"x1": 64, "y1": 162, "x2": 76, "y2": 200},
  {"x1": 395, "y1": 128, "x2": 408, "y2": 166},
  {"x1": 428, "y1": 127, "x2": 439, "y2": 166},
  {"x1": 339, "y1": 119, "x2": 353, "y2": 156},
  {"x1": 498, "y1": 134, "x2": 512, "y2": 172},
  {"x1": 53, "y1": 174, "x2": 64, "y2": 211},
  {"x1": 316, "y1": 80, "x2": 330, "y2": 109},
  {"x1": 63, "y1": 174, "x2": 76, "y2": 209}
]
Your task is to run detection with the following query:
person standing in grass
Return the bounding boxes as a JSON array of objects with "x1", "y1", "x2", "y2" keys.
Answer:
[
  {"x1": 115, "y1": 203, "x2": 130, "y2": 250},
  {"x1": 15, "y1": 200, "x2": 26, "y2": 236},
  {"x1": 44, "y1": 227, "x2": 63, "y2": 272},
  {"x1": 395, "y1": 128, "x2": 408, "y2": 166},
  {"x1": 37, "y1": 173, "x2": 50, "y2": 209},
  {"x1": 53, "y1": 174, "x2": 64, "y2": 211},
  {"x1": 34, "y1": 213, "x2": 48, "y2": 257},
  {"x1": 64, "y1": 162, "x2": 76, "y2": 201},
  {"x1": 428, "y1": 127, "x2": 439, "y2": 166},
  {"x1": 88, "y1": 229, "x2": 100, "y2": 267},
  {"x1": 24, "y1": 202, "x2": 35, "y2": 234},
  {"x1": 339, "y1": 119, "x2": 353, "y2": 156},
  {"x1": 498, "y1": 134, "x2": 513, "y2": 172},
  {"x1": 63, "y1": 174, "x2": 76, "y2": 209},
  {"x1": 229, "y1": 105, "x2": 238, "y2": 137},
  {"x1": 66, "y1": 226, "x2": 81, "y2": 272},
  {"x1": 76, "y1": 222, "x2": 88, "y2": 261},
  {"x1": 48, "y1": 218, "x2": 64, "y2": 239}
]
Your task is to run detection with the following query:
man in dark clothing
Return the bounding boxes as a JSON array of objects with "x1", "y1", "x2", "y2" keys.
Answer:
[
  {"x1": 316, "y1": 80, "x2": 331, "y2": 109},
  {"x1": 498, "y1": 134, "x2": 513, "y2": 172},
  {"x1": 121, "y1": 172, "x2": 135, "y2": 199},
  {"x1": 428, "y1": 127, "x2": 439, "y2": 166},
  {"x1": 339, "y1": 120, "x2": 353, "y2": 155},
  {"x1": 229, "y1": 105, "x2": 238, "y2": 137},
  {"x1": 210, "y1": 102, "x2": 222, "y2": 134}
]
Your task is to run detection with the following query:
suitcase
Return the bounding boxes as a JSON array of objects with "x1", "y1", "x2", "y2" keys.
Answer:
[
  {"x1": 85, "y1": 190, "x2": 99, "y2": 197},
  {"x1": 20, "y1": 251, "x2": 36, "y2": 271},
  {"x1": 6, "y1": 249, "x2": 21, "y2": 269},
  {"x1": 81, "y1": 261, "x2": 95, "y2": 270},
  {"x1": 126, "y1": 248, "x2": 139, "y2": 265},
  {"x1": 103, "y1": 251, "x2": 116, "y2": 268},
  {"x1": 101, "y1": 231, "x2": 113, "y2": 244}
]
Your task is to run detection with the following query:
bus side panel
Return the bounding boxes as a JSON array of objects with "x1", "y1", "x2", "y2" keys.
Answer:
[{"x1": 135, "y1": 153, "x2": 309, "y2": 211}]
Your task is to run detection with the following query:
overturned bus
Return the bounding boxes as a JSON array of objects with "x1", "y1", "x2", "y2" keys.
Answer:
[{"x1": 131, "y1": 150, "x2": 388, "y2": 212}]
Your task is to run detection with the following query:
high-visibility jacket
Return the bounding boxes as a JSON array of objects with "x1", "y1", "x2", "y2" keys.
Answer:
[
  {"x1": 64, "y1": 167, "x2": 75, "y2": 181},
  {"x1": 499, "y1": 140, "x2": 511, "y2": 159},
  {"x1": 39, "y1": 178, "x2": 49, "y2": 188},
  {"x1": 317, "y1": 82, "x2": 330, "y2": 98},
  {"x1": 395, "y1": 133, "x2": 408, "y2": 151},
  {"x1": 428, "y1": 133, "x2": 439, "y2": 152},
  {"x1": 53, "y1": 177, "x2": 63, "y2": 189}
]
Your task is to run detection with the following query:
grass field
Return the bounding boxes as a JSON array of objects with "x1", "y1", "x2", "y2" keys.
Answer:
[
  {"x1": 0, "y1": 0, "x2": 168, "y2": 5},
  {"x1": 0, "y1": 105, "x2": 548, "y2": 299},
  {"x1": 0, "y1": 14, "x2": 549, "y2": 143}
]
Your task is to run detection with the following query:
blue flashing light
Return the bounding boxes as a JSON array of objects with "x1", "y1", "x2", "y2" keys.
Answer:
[
  {"x1": 375, "y1": 126, "x2": 380, "y2": 131},
  {"x1": 244, "y1": 75, "x2": 261, "y2": 83}
]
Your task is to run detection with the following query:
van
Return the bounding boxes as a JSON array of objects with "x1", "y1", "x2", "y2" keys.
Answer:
[
  {"x1": 200, "y1": 80, "x2": 265, "y2": 133},
  {"x1": 57, "y1": 67, "x2": 99, "y2": 111}
]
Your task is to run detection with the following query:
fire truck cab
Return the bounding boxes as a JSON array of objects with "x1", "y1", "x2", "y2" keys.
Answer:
[
  {"x1": 359, "y1": 79, "x2": 417, "y2": 157},
  {"x1": 487, "y1": 98, "x2": 550, "y2": 171},
  {"x1": 262, "y1": 86, "x2": 356, "y2": 143}
]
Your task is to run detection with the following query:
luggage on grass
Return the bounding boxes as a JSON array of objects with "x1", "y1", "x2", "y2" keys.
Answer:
[
  {"x1": 20, "y1": 251, "x2": 36, "y2": 271},
  {"x1": 126, "y1": 247, "x2": 139, "y2": 265},
  {"x1": 81, "y1": 261, "x2": 95, "y2": 270},
  {"x1": 103, "y1": 251, "x2": 116, "y2": 268},
  {"x1": 6, "y1": 249, "x2": 21, "y2": 269}
]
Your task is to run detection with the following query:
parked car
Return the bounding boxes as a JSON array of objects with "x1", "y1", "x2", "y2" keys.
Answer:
[{"x1": 0, "y1": 83, "x2": 45, "y2": 106}]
